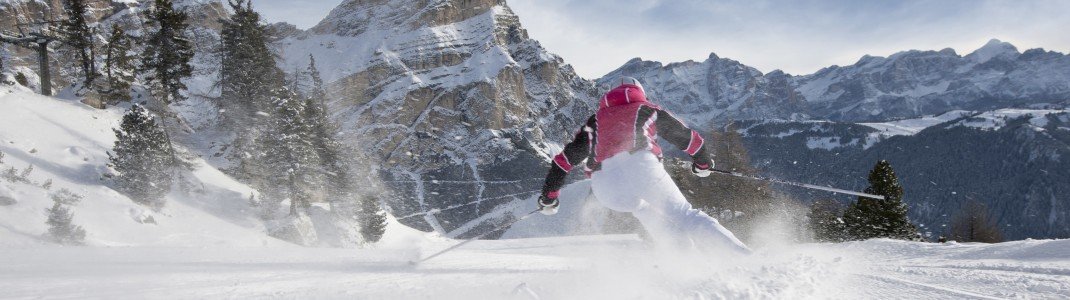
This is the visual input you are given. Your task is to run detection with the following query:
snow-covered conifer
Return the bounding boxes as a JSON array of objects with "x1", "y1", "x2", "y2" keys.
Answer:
[
  {"x1": 306, "y1": 55, "x2": 326, "y2": 101},
  {"x1": 141, "y1": 0, "x2": 194, "y2": 105},
  {"x1": 220, "y1": 0, "x2": 289, "y2": 182},
  {"x1": 302, "y1": 93, "x2": 348, "y2": 207},
  {"x1": 99, "y1": 24, "x2": 136, "y2": 104},
  {"x1": 258, "y1": 90, "x2": 323, "y2": 216},
  {"x1": 359, "y1": 195, "x2": 387, "y2": 243},
  {"x1": 109, "y1": 104, "x2": 174, "y2": 209},
  {"x1": 220, "y1": 0, "x2": 281, "y2": 117},
  {"x1": 60, "y1": 0, "x2": 98, "y2": 88}
]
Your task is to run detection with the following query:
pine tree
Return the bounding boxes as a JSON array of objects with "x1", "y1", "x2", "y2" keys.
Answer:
[
  {"x1": 99, "y1": 24, "x2": 135, "y2": 104},
  {"x1": 257, "y1": 90, "x2": 323, "y2": 216},
  {"x1": 304, "y1": 98, "x2": 348, "y2": 195},
  {"x1": 141, "y1": 0, "x2": 194, "y2": 105},
  {"x1": 307, "y1": 55, "x2": 326, "y2": 101},
  {"x1": 219, "y1": 0, "x2": 289, "y2": 183},
  {"x1": 109, "y1": 104, "x2": 174, "y2": 209},
  {"x1": 60, "y1": 0, "x2": 98, "y2": 88},
  {"x1": 808, "y1": 198, "x2": 847, "y2": 242},
  {"x1": 949, "y1": 200, "x2": 1003, "y2": 243},
  {"x1": 46, "y1": 198, "x2": 86, "y2": 245},
  {"x1": 302, "y1": 56, "x2": 349, "y2": 210},
  {"x1": 219, "y1": 0, "x2": 281, "y2": 118},
  {"x1": 842, "y1": 160, "x2": 919, "y2": 240},
  {"x1": 359, "y1": 195, "x2": 387, "y2": 243}
]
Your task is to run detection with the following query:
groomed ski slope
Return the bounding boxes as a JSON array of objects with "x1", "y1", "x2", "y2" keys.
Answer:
[
  {"x1": 2, "y1": 87, "x2": 1068, "y2": 299},
  {"x1": 1, "y1": 233, "x2": 1068, "y2": 299}
]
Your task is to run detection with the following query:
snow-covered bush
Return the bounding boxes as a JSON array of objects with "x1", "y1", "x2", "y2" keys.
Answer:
[
  {"x1": 45, "y1": 199, "x2": 86, "y2": 245},
  {"x1": 50, "y1": 188, "x2": 83, "y2": 205},
  {"x1": 2, "y1": 165, "x2": 34, "y2": 184}
]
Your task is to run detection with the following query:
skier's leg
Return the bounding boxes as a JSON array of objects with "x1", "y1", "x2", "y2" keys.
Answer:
[
  {"x1": 644, "y1": 169, "x2": 752, "y2": 255},
  {"x1": 664, "y1": 194, "x2": 751, "y2": 255},
  {"x1": 592, "y1": 151, "x2": 748, "y2": 253},
  {"x1": 631, "y1": 200, "x2": 696, "y2": 250}
]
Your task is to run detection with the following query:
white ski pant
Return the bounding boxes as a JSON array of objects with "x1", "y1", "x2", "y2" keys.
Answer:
[{"x1": 590, "y1": 151, "x2": 751, "y2": 254}]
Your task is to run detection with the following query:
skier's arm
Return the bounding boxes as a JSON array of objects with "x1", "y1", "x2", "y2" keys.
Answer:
[
  {"x1": 539, "y1": 116, "x2": 596, "y2": 211},
  {"x1": 652, "y1": 107, "x2": 713, "y2": 170}
]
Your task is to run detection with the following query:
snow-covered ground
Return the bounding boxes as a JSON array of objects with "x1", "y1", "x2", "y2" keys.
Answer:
[
  {"x1": 1, "y1": 234, "x2": 1067, "y2": 299},
  {"x1": 3, "y1": 86, "x2": 1069, "y2": 299},
  {"x1": 860, "y1": 110, "x2": 973, "y2": 136},
  {"x1": 860, "y1": 108, "x2": 1069, "y2": 137},
  {"x1": 0, "y1": 86, "x2": 281, "y2": 248}
]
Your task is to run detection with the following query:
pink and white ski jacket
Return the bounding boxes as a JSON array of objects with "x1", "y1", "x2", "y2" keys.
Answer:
[{"x1": 541, "y1": 83, "x2": 711, "y2": 199}]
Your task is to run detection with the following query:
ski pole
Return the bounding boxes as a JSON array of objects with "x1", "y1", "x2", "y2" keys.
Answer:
[
  {"x1": 411, "y1": 208, "x2": 542, "y2": 265},
  {"x1": 708, "y1": 169, "x2": 886, "y2": 200}
]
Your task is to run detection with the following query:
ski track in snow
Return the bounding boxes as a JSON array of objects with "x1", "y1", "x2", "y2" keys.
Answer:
[{"x1": 1, "y1": 236, "x2": 1068, "y2": 299}]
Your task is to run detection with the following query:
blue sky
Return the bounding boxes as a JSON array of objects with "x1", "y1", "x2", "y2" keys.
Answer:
[{"x1": 254, "y1": 0, "x2": 1070, "y2": 78}]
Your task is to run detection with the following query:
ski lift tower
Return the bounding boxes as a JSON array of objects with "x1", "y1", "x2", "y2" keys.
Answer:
[{"x1": 1, "y1": 20, "x2": 62, "y2": 96}]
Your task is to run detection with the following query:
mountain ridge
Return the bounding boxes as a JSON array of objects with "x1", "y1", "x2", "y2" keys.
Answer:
[{"x1": 601, "y1": 39, "x2": 1070, "y2": 124}]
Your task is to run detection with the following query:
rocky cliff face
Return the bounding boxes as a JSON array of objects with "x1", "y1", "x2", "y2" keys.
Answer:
[
  {"x1": 602, "y1": 39, "x2": 1070, "y2": 124},
  {"x1": 277, "y1": 0, "x2": 599, "y2": 234}
]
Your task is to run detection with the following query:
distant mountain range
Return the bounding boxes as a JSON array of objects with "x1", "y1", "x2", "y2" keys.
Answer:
[{"x1": 598, "y1": 39, "x2": 1070, "y2": 125}]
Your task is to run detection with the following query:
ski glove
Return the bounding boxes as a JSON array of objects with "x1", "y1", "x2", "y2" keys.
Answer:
[
  {"x1": 538, "y1": 192, "x2": 560, "y2": 215},
  {"x1": 692, "y1": 160, "x2": 714, "y2": 178}
]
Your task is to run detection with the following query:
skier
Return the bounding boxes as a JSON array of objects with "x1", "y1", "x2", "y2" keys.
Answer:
[{"x1": 537, "y1": 77, "x2": 751, "y2": 254}]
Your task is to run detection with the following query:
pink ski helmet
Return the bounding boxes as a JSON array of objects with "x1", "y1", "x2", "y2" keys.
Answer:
[
  {"x1": 618, "y1": 76, "x2": 645, "y2": 94},
  {"x1": 600, "y1": 76, "x2": 648, "y2": 109}
]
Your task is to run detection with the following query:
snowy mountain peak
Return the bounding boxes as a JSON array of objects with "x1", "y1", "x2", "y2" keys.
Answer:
[
  {"x1": 938, "y1": 47, "x2": 958, "y2": 56},
  {"x1": 967, "y1": 38, "x2": 1020, "y2": 63},
  {"x1": 853, "y1": 54, "x2": 884, "y2": 67},
  {"x1": 626, "y1": 57, "x2": 645, "y2": 64},
  {"x1": 279, "y1": 0, "x2": 597, "y2": 234},
  {"x1": 310, "y1": 0, "x2": 504, "y2": 36}
]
